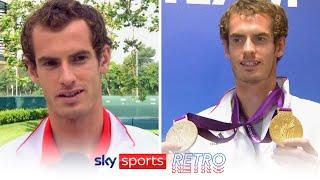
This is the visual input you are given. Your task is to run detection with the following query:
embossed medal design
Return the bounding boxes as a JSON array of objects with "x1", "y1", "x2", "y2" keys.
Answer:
[
  {"x1": 165, "y1": 118, "x2": 198, "y2": 152},
  {"x1": 269, "y1": 110, "x2": 303, "y2": 145}
]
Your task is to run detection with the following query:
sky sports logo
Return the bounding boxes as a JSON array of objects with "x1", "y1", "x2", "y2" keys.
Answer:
[
  {"x1": 94, "y1": 155, "x2": 117, "y2": 168},
  {"x1": 94, "y1": 153, "x2": 226, "y2": 172},
  {"x1": 94, "y1": 154, "x2": 167, "y2": 169},
  {"x1": 119, "y1": 154, "x2": 166, "y2": 169}
]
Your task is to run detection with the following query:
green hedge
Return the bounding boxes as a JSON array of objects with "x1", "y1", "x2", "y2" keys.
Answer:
[{"x1": 0, "y1": 108, "x2": 48, "y2": 125}]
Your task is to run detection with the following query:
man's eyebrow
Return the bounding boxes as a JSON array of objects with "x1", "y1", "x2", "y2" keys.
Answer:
[
  {"x1": 229, "y1": 33, "x2": 245, "y2": 37},
  {"x1": 38, "y1": 56, "x2": 59, "y2": 63},
  {"x1": 229, "y1": 32, "x2": 272, "y2": 38},
  {"x1": 254, "y1": 32, "x2": 272, "y2": 37},
  {"x1": 37, "y1": 50, "x2": 92, "y2": 62},
  {"x1": 69, "y1": 50, "x2": 91, "y2": 58}
]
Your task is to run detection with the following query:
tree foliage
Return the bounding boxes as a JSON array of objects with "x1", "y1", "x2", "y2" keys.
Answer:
[
  {"x1": 103, "y1": 45, "x2": 158, "y2": 101},
  {"x1": 0, "y1": 0, "x2": 39, "y2": 95},
  {"x1": 0, "y1": 0, "x2": 158, "y2": 100}
]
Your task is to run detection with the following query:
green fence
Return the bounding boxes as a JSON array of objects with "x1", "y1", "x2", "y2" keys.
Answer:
[
  {"x1": 0, "y1": 96, "x2": 158, "y2": 129},
  {"x1": 0, "y1": 96, "x2": 46, "y2": 110},
  {"x1": 103, "y1": 96, "x2": 158, "y2": 129}
]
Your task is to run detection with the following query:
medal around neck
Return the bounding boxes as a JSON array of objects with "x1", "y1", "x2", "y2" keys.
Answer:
[
  {"x1": 165, "y1": 118, "x2": 198, "y2": 152},
  {"x1": 269, "y1": 110, "x2": 303, "y2": 145}
]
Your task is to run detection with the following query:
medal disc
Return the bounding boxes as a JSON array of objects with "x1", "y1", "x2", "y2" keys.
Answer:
[
  {"x1": 165, "y1": 119, "x2": 198, "y2": 152},
  {"x1": 269, "y1": 111, "x2": 303, "y2": 145}
]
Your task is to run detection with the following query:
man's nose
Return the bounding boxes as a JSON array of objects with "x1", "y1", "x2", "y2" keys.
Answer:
[
  {"x1": 243, "y1": 38, "x2": 256, "y2": 58},
  {"x1": 59, "y1": 61, "x2": 76, "y2": 87}
]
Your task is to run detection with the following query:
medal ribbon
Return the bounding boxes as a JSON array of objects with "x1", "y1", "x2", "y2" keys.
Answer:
[{"x1": 186, "y1": 86, "x2": 285, "y2": 144}]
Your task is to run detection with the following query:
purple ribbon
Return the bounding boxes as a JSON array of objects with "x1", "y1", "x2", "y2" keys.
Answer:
[{"x1": 185, "y1": 86, "x2": 285, "y2": 144}]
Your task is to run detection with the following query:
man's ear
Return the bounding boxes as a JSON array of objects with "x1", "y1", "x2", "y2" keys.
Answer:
[
  {"x1": 223, "y1": 40, "x2": 231, "y2": 60},
  {"x1": 25, "y1": 58, "x2": 39, "y2": 84},
  {"x1": 275, "y1": 37, "x2": 286, "y2": 59},
  {"x1": 99, "y1": 44, "x2": 111, "y2": 74}
]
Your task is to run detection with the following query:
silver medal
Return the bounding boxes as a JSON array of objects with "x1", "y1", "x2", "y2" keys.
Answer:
[{"x1": 165, "y1": 118, "x2": 198, "y2": 152}]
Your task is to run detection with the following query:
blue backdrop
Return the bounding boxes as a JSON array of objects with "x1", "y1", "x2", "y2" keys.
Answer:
[{"x1": 161, "y1": 0, "x2": 320, "y2": 140}]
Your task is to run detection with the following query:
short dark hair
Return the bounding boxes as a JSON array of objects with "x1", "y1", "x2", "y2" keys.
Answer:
[
  {"x1": 220, "y1": 0, "x2": 288, "y2": 45},
  {"x1": 21, "y1": 0, "x2": 112, "y2": 67}
]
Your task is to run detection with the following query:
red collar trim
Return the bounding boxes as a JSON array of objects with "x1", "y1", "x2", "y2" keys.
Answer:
[
  {"x1": 40, "y1": 108, "x2": 111, "y2": 166},
  {"x1": 88, "y1": 109, "x2": 111, "y2": 159},
  {"x1": 40, "y1": 119, "x2": 60, "y2": 165}
]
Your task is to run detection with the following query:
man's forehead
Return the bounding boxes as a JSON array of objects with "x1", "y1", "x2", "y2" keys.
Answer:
[
  {"x1": 33, "y1": 19, "x2": 89, "y2": 33},
  {"x1": 229, "y1": 12, "x2": 271, "y2": 23},
  {"x1": 31, "y1": 19, "x2": 94, "y2": 60},
  {"x1": 229, "y1": 13, "x2": 272, "y2": 35}
]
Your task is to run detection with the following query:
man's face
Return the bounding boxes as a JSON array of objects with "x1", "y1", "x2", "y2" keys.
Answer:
[
  {"x1": 29, "y1": 20, "x2": 109, "y2": 119},
  {"x1": 224, "y1": 13, "x2": 285, "y2": 84}
]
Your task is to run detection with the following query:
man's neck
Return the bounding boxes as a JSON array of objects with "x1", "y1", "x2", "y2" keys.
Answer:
[
  {"x1": 48, "y1": 105, "x2": 104, "y2": 155},
  {"x1": 236, "y1": 77, "x2": 277, "y2": 118}
]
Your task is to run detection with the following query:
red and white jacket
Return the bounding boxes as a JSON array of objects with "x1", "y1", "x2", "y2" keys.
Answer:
[{"x1": 0, "y1": 108, "x2": 158, "y2": 170}]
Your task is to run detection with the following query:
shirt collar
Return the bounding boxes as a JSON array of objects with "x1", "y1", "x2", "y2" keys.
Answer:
[
  {"x1": 208, "y1": 77, "x2": 292, "y2": 122},
  {"x1": 40, "y1": 108, "x2": 111, "y2": 166}
]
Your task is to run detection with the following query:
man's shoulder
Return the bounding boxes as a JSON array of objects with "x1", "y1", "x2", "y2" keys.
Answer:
[
  {"x1": 197, "y1": 95, "x2": 320, "y2": 114},
  {"x1": 124, "y1": 125, "x2": 159, "y2": 152},
  {"x1": 291, "y1": 95, "x2": 320, "y2": 112},
  {"x1": 197, "y1": 105, "x2": 217, "y2": 116},
  {"x1": 0, "y1": 134, "x2": 29, "y2": 154},
  {"x1": 124, "y1": 125, "x2": 158, "y2": 143},
  {"x1": 106, "y1": 109, "x2": 159, "y2": 152},
  {"x1": 0, "y1": 134, "x2": 30, "y2": 167},
  {"x1": 290, "y1": 95, "x2": 320, "y2": 131}
]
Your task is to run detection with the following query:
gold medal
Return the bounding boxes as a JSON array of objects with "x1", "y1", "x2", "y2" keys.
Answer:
[
  {"x1": 269, "y1": 110, "x2": 303, "y2": 145},
  {"x1": 165, "y1": 117, "x2": 198, "y2": 152}
]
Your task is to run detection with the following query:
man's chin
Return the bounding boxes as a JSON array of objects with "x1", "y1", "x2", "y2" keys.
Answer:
[
  {"x1": 54, "y1": 106, "x2": 87, "y2": 120},
  {"x1": 239, "y1": 76, "x2": 264, "y2": 84}
]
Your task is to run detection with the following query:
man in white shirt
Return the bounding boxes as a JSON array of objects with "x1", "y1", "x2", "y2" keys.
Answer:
[
  {"x1": 0, "y1": 0, "x2": 158, "y2": 170},
  {"x1": 163, "y1": 0, "x2": 320, "y2": 173}
]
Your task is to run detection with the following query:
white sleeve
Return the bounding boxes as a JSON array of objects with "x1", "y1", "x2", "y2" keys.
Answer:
[{"x1": 125, "y1": 125, "x2": 159, "y2": 153}]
